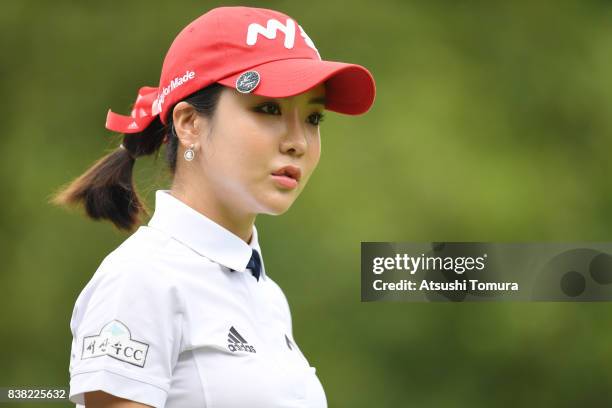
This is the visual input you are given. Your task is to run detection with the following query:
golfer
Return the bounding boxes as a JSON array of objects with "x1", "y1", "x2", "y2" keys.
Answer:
[{"x1": 52, "y1": 6, "x2": 375, "y2": 407}]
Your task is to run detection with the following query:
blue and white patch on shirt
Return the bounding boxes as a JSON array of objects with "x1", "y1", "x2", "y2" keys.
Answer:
[{"x1": 81, "y1": 320, "x2": 149, "y2": 367}]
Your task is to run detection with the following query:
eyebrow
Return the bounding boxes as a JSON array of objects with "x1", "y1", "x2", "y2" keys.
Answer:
[{"x1": 308, "y1": 96, "x2": 326, "y2": 105}]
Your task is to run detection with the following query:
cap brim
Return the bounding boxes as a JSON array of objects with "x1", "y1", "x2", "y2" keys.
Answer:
[{"x1": 217, "y1": 58, "x2": 375, "y2": 115}]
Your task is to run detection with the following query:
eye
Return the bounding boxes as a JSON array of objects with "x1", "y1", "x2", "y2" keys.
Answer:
[
  {"x1": 253, "y1": 102, "x2": 325, "y2": 126},
  {"x1": 254, "y1": 102, "x2": 281, "y2": 115},
  {"x1": 307, "y1": 112, "x2": 325, "y2": 126}
]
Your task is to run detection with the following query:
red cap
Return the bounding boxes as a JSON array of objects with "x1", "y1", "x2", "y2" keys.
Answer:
[{"x1": 105, "y1": 6, "x2": 376, "y2": 134}]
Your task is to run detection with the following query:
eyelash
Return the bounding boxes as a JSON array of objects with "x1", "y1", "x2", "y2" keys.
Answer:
[{"x1": 254, "y1": 102, "x2": 325, "y2": 126}]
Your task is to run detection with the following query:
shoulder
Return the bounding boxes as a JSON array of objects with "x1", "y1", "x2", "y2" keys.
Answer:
[
  {"x1": 111, "y1": 225, "x2": 176, "y2": 261},
  {"x1": 265, "y1": 276, "x2": 288, "y2": 304},
  {"x1": 92, "y1": 248, "x2": 176, "y2": 299},
  {"x1": 70, "y1": 228, "x2": 186, "y2": 332},
  {"x1": 90, "y1": 225, "x2": 189, "y2": 291},
  {"x1": 264, "y1": 275, "x2": 293, "y2": 329}
]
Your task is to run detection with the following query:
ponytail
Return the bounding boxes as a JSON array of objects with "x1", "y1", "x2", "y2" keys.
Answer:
[
  {"x1": 50, "y1": 83, "x2": 223, "y2": 233},
  {"x1": 49, "y1": 117, "x2": 166, "y2": 232}
]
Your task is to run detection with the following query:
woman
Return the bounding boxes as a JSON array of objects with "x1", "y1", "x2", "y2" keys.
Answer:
[{"x1": 52, "y1": 6, "x2": 375, "y2": 408}]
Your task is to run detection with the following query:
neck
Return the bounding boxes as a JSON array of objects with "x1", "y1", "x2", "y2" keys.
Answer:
[{"x1": 169, "y1": 186, "x2": 256, "y2": 244}]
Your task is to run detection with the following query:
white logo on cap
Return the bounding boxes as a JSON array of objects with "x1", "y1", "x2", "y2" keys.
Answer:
[
  {"x1": 246, "y1": 18, "x2": 320, "y2": 59},
  {"x1": 152, "y1": 70, "x2": 196, "y2": 116}
]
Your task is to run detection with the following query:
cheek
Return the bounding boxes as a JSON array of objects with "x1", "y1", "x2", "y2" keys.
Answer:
[
  {"x1": 306, "y1": 132, "x2": 322, "y2": 171},
  {"x1": 215, "y1": 119, "x2": 276, "y2": 178}
]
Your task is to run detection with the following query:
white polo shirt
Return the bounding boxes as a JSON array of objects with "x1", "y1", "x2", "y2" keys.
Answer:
[{"x1": 68, "y1": 189, "x2": 327, "y2": 407}]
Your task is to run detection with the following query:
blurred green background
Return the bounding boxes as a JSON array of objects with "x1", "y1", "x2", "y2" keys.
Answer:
[{"x1": 2, "y1": 0, "x2": 612, "y2": 406}]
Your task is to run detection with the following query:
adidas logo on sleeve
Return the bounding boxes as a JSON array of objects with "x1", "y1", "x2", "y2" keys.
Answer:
[{"x1": 227, "y1": 326, "x2": 256, "y2": 353}]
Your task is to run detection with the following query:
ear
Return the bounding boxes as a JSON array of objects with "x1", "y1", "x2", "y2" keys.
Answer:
[{"x1": 172, "y1": 101, "x2": 208, "y2": 148}]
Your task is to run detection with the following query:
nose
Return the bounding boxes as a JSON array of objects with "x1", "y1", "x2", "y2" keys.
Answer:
[{"x1": 279, "y1": 107, "x2": 307, "y2": 157}]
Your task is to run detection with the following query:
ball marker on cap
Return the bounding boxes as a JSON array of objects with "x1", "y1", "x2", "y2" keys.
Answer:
[{"x1": 235, "y1": 71, "x2": 260, "y2": 93}]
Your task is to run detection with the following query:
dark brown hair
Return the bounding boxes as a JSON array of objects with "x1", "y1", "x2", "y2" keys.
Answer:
[{"x1": 49, "y1": 83, "x2": 224, "y2": 232}]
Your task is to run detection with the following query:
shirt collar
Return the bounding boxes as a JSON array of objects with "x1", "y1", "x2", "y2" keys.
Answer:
[{"x1": 147, "y1": 189, "x2": 266, "y2": 281}]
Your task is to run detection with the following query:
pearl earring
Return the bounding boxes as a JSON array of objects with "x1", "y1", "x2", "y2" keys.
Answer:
[{"x1": 184, "y1": 144, "x2": 195, "y2": 161}]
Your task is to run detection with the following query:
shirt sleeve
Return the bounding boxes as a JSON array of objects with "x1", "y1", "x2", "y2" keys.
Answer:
[{"x1": 68, "y1": 255, "x2": 184, "y2": 408}]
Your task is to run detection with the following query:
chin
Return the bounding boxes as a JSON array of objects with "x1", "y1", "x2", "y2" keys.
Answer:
[{"x1": 259, "y1": 196, "x2": 295, "y2": 216}]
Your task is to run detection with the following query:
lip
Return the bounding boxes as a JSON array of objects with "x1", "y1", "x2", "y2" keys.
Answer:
[
  {"x1": 270, "y1": 165, "x2": 301, "y2": 190},
  {"x1": 271, "y1": 174, "x2": 298, "y2": 189},
  {"x1": 271, "y1": 165, "x2": 302, "y2": 182}
]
